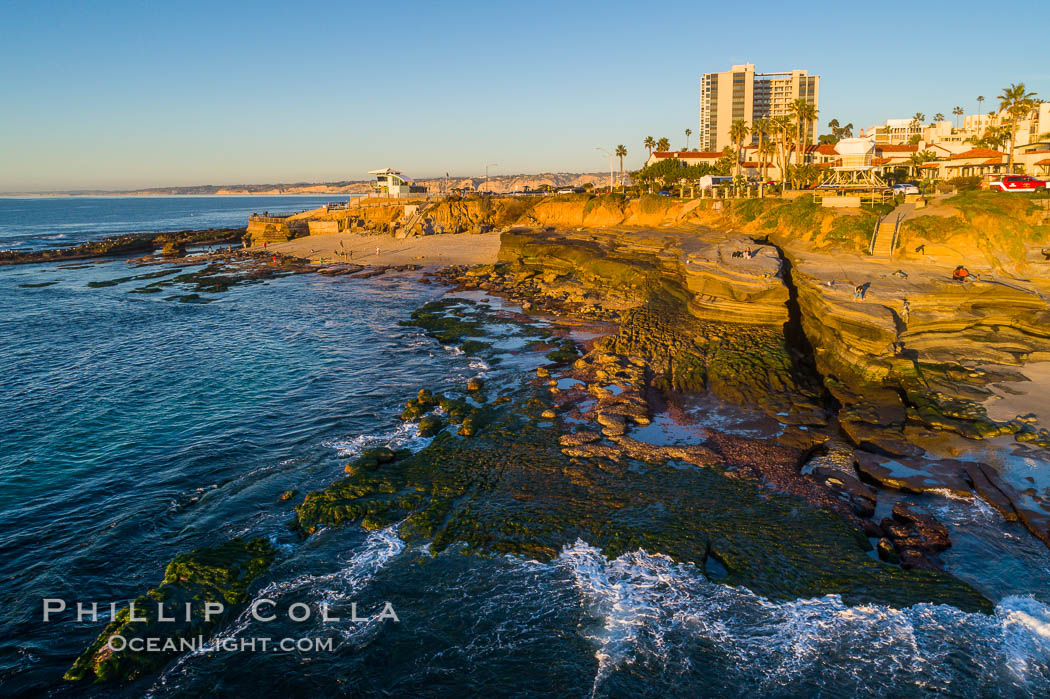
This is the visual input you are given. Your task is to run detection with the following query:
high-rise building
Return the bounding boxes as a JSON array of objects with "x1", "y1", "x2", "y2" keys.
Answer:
[{"x1": 699, "y1": 63, "x2": 819, "y2": 152}]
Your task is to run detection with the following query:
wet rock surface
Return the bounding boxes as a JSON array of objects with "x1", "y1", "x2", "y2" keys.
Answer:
[
  {"x1": 64, "y1": 538, "x2": 276, "y2": 683},
  {"x1": 1, "y1": 228, "x2": 245, "y2": 266}
]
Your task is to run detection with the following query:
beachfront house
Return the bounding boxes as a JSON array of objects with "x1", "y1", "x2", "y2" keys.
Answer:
[{"x1": 368, "y1": 168, "x2": 428, "y2": 199}]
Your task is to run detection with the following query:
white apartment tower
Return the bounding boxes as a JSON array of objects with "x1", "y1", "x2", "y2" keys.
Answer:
[{"x1": 699, "y1": 63, "x2": 820, "y2": 152}]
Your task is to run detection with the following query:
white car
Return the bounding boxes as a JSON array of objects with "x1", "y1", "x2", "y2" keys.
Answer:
[{"x1": 892, "y1": 183, "x2": 920, "y2": 195}]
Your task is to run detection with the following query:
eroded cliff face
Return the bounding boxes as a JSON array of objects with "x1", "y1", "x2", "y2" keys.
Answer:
[
  {"x1": 446, "y1": 227, "x2": 1050, "y2": 551},
  {"x1": 789, "y1": 254, "x2": 1050, "y2": 446}
]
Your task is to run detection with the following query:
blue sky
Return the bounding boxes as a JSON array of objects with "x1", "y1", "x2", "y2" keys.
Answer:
[{"x1": 1, "y1": 0, "x2": 1047, "y2": 190}]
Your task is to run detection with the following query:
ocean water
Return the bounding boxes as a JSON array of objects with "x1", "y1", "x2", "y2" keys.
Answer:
[
  {"x1": 2, "y1": 198, "x2": 1050, "y2": 697},
  {"x1": 0, "y1": 195, "x2": 346, "y2": 251}
]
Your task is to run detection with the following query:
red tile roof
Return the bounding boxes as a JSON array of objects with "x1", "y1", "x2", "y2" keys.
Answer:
[
  {"x1": 814, "y1": 144, "x2": 838, "y2": 155},
  {"x1": 1034, "y1": 158, "x2": 1050, "y2": 166},
  {"x1": 652, "y1": 151, "x2": 722, "y2": 159},
  {"x1": 982, "y1": 158, "x2": 1004, "y2": 165},
  {"x1": 871, "y1": 157, "x2": 890, "y2": 166},
  {"x1": 951, "y1": 147, "x2": 1004, "y2": 160},
  {"x1": 919, "y1": 163, "x2": 939, "y2": 169},
  {"x1": 877, "y1": 145, "x2": 919, "y2": 153}
]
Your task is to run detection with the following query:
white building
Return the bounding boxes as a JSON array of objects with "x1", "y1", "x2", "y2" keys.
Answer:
[{"x1": 368, "y1": 169, "x2": 428, "y2": 198}]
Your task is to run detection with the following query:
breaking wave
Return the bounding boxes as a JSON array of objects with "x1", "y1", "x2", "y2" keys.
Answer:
[{"x1": 554, "y1": 540, "x2": 1050, "y2": 696}]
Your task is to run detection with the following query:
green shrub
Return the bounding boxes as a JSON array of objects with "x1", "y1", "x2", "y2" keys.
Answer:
[{"x1": 948, "y1": 175, "x2": 981, "y2": 191}]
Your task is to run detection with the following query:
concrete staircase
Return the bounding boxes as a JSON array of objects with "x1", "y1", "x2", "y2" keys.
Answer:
[
  {"x1": 869, "y1": 203, "x2": 913, "y2": 258},
  {"x1": 870, "y1": 218, "x2": 897, "y2": 258}
]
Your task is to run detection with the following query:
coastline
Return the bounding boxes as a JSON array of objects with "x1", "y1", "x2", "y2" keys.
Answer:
[{"x1": 5, "y1": 198, "x2": 1050, "y2": 691}]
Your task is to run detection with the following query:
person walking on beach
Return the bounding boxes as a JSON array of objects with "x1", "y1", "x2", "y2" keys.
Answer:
[
  {"x1": 376, "y1": 247, "x2": 381, "y2": 257},
  {"x1": 854, "y1": 284, "x2": 867, "y2": 301}
]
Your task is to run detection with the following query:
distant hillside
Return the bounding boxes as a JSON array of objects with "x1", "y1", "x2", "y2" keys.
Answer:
[{"x1": 4, "y1": 173, "x2": 610, "y2": 197}]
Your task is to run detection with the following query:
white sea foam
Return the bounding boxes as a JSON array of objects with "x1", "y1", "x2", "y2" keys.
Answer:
[
  {"x1": 323, "y1": 421, "x2": 430, "y2": 459},
  {"x1": 154, "y1": 525, "x2": 407, "y2": 692},
  {"x1": 552, "y1": 540, "x2": 1050, "y2": 696}
]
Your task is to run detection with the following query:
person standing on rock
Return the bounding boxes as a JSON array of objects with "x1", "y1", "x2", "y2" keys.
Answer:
[{"x1": 854, "y1": 284, "x2": 866, "y2": 301}]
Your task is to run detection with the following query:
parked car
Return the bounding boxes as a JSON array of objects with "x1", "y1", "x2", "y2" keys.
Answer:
[
  {"x1": 986, "y1": 174, "x2": 1049, "y2": 192},
  {"x1": 656, "y1": 191, "x2": 671, "y2": 197},
  {"x1": 891, "y1": 183, "x2": 920, "y2": 195}
]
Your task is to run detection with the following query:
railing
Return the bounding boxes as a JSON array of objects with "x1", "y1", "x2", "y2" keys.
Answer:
[
  {"x1": 249, "y1": 214, "x2": 291, "y2": 223},
  {"x1": 869, "y1": 214, "x2": 883, "y2": 255},
  {"x1": 890, "y1": 213, "x2": 903, "y2": 256}
]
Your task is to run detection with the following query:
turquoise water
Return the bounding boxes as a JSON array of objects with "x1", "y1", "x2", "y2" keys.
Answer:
[{"x1": 2, "y1": 198, "x2": 1050, "y2": 696}]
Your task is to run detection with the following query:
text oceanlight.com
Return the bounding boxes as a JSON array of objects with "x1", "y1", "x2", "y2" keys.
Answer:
[{"x1": 107, "y1": 635, "x2": 337, "y2": 653}]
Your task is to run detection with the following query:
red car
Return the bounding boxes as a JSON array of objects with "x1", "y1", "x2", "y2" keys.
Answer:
[{"x1": 986, "y1": 174, "x2": 1049, "y2": 192}]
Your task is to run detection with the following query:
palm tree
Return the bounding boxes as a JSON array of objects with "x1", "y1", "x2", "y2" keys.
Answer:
[
  {"x1": 911, "y1": 112, "x2": 925, "y2": 128},
  {"x1": 643, "y1": 136, "x2": 656, "y2": 158},
  {"x1": 952, "y1": 106, "x2": 964, "y2": 129},
  {"x1": 790, "y1": 98, "x2": 818, "y2": 167},
  {"x1": 753, "y1": 118, "x2": 769, "y2": 178},
  {"x1": 977, "y1": 95, "x2": 985, "y2": 123},
  {"x1": 657, "y1": 137, "x2": 670, "y2": 153},
  {"x1": 772, "y1": 114, "x2": 792, "y2": 184},
  {"x1": 684, "y1": 128, "x2": 692, "y2": 150},
  {"x1": 758, "y1": 139, "x2": 776, "y2": 182},
  {"x1": 729, "y1": 120, "x2": 750, "y2": 176},
  {"x1": 909, "y1": 150, "x2": 937, "y2": 180},
  {"x1": 967, "y1": 124, "x2": 1011, "y2": 151},
  {"x1": 934, "y1": 112, "x2": 945, "y2": 123},
  {"x1": 999, "y1": 82, "x2": 1038, "y2": 173},
  {"x1": 615, "y1": 144, "x2": 627, "y2": 183}
]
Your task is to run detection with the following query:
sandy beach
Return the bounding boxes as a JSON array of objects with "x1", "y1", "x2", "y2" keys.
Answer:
[{"x1": 265, "y1": 232, "x2": 502, "y2": 267}]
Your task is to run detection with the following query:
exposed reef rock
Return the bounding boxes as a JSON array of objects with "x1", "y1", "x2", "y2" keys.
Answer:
[
  {"x1": 64, "y1": 538, "x2": 275, "y2": 683},
  {"x1": 1, "y1": 228, "x2": 245, "y2": 266}
]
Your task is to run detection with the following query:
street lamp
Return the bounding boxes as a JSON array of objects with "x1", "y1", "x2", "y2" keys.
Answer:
[
  {"x1": 595, "y1": 147, "x2": 614, "y2": 192},
  {"x1": 485, "y1": 162, "x2": 498, "y2": 193}
]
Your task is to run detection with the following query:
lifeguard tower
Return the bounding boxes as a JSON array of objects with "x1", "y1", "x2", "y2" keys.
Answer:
[
  {"x1": 368, "y1": 169, "x2": 428, "y2": 199},
  {"x1": 817, "y1": 137, "x2": 889, "y2": 191}
]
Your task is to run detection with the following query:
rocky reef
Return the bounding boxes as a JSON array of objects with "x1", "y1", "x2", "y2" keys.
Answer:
[
  {"x1": 1, "y1": 228, "x2": 245, "y2": 266},
  {"x1": 435, "y1": 226, "x2": 1050, "y2": 554},
  {"x1": 64, "y1": 538, "x2": 275, "y2": 683},
  {"x1": 290, "y1": 294, "x2": 991, "y2": 612}
]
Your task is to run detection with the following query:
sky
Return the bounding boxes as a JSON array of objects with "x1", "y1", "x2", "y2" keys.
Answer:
[{"x1": 1, "y1": 0, "x2": 1048, "y2": 191}]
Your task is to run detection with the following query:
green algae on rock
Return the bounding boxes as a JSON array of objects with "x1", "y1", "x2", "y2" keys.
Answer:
[
  {"x1": 293, "y1": 382, "x2": 990, "y2": 613},
  {"x1": 64, "y1": 538, "x2": 276, "y2": 684}
]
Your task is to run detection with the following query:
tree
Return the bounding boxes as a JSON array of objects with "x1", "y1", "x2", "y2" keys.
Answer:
[
  {"x1": 644, "y1": 136, "x2": 656, "y2": 157},
  {"x1": 714, "y1": 147, "x2": 736, "y2": 176},
  {"x1": 977, "y1": 95, "x2": 985, "y2": 123},
  {"x1": 911, "y1": 112, "x2": 926, "y2": 129},
  {"x1": 630, "y1": 158, "x2": 716, "y2": 192},
  {"x1": 998, "y1": 82, "x2": 1038, "y2": 173},
  {"x1": 758, "y1": 139, "x2": 776, "y2": 182},
  {"x1": 615, "y1": 144, "x2": 627, "y2": 182},
  {"x1": 934, "y1": 112, "x2": 945, "y2": 123},
  {"x1": 909, "y1": 150, "x2": 938, "y2": 180},
  {"x1": 752, "y1": 118, "x2": 769, "y2": 179},
  {"x1": 771, "y1": 114, "x2": 793, "y2": 185},
  {"x1": 967, "y1": 124, "x2": 1011, "y2": 151},
  {"x1": 822, "y1": 118, "x2": 855, "y2": 144},
  {"x1": 657, "y1": 137, "x2": 670, "y2": 152},
  {"x1": 952, "y1": 106, "x2": 964, "y2": 129},
  {"x1": 729, "y1": 119, "x2": 750, "y2": 176},
  {"x1": 684, "y1": 128, "x2": 692, "y2": 150},
  {"x1": 789, "y1": 99, "x2": 814, "y2": 187},
  {"x1": 790, "y1": 98, "x2": 818, "y2": 179}
]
